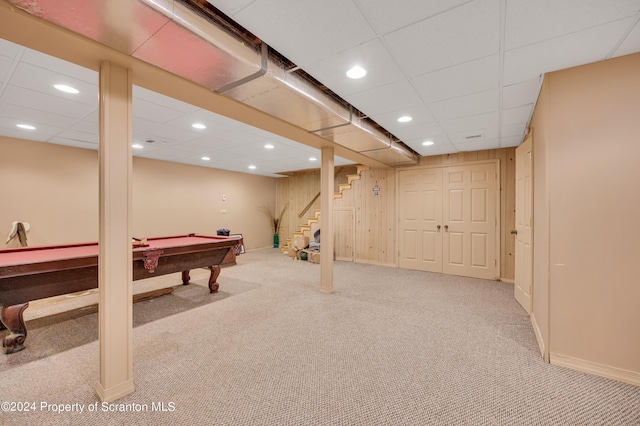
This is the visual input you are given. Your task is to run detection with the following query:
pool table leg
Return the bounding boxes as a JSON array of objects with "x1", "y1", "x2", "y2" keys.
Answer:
[
  {"x1": 181, "y1": 270, "x2": 191, "y2": 285},
  {"x1": 207, "y1": 265, "x2": 220, "y2": 293},
  {"x1": 1, "y1": 303, "x2": 29, "y2": 354}
]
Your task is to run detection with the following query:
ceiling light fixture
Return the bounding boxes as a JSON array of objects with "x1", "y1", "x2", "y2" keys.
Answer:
[
  {"x1": 16, "y1": 124, "x2": 36, "y2": 130},
  {"x1": 397, "y1": 116, "x2": 412, "y2": 123},
  {"x1": 422, "y1": 140, "x2": 434, "y2": 146},
  {"x1": 54, "y1": 84, "x2": 79, "y2": 94},
  {"x1": 132, "y1": 143, "x2": 144, "y2": 149},
  {"x1": 309, "y1": 157, "x2": 317, "y2": 162},
  {"x1": 248, "y1": 165, "x2": 257, "y2": 170},
  {"x1": 192, "y1": 123, "x2": 206, "y2": 129},
  {"x1": 346, "y1": 65, "x2": 367, "y2": 79},
  {"x1": 201, "y1": 156, "x2": 210, "y2": 161},
  {"x1": 264, "y1": 144, "x2": 274, "y2": 149}
]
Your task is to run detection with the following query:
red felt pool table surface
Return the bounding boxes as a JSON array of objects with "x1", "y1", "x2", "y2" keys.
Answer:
[
  {"x1": 0, "y1": 233, "x2": 242, "y2": 354},
  {"x1": 0, "y1": 234, "x2": 235, "y2": 266}
]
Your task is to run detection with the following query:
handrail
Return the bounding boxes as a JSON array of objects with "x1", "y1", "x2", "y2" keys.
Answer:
[{"x1": 298, "y1": 192, "x2": 320, "y2": 218}]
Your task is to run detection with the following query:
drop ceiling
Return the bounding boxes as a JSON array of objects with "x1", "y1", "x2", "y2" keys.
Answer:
[
  {"x1": 1, "y1": 0, "x2": 639, "y2": 176},
  {"x1": 0, "y1": 37, "x2": 356, "y2": 178}
]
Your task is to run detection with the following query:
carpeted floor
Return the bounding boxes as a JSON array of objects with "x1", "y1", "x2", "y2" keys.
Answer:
[{"x1": 0, "y1": 249, "x2": 638, "y2": 425}]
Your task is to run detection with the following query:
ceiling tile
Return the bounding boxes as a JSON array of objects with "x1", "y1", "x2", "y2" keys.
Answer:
[
  {"x1": 0, "y1": 103, "x2": 77, "y2": 128},
  {"x1": 2, "y1": 85, "x2": 93, "y2": 119},
  {"x1": 21, "y1": 48, "x2": 97, "y2": 84},
  {"x1": 347, "y1": 80, "x2": 423, "y2": 117},
  {"x1": 233, "y1": 0, "x2": 376, "y2": 66},
  {"x1": 613, "y1": 19, "x2": 640, "y2": 57},
  {"x1": 503, "y1": 17, "x2": 636, "y2": 84},
  {"x1": 48, "y1": 137, "x2": 98, "y2": 150},
  {"x1": 454, "y1": 138, "x2": 501, "y2": 151},
  {"x1": 390, "y1": 122, "x2": 448, "y2": 142},
  {"x1": 0, "y1": 38, "x2": 22, "y2": 58},
  {"x1": 55, "y1": 129, "x2": 98, "y2": 145},
  {"x1": 10, "y1": 62, "x2": 98, "y2": 106},
  {"x1": 500, "y1": 135, "x2": 525, "y2": 147},
  {"x1": 304, "y1": 39, "x2": 405, "y2": 97},
  {"x1": 0, "y1": 55, "x2": 13, "y2": 82},
  {"x1": 501, "y1": 123, "x2": 527, "y2": 138},
  {"x1": 448, "y1": 127, "x2": 498, "y2": 145},
  {"x1": 413, "y1": 54, "x2": 500, "y2": 103},
  {"x1": 354, "y1": 0, "x2": 471, "y2": 35},
  {"x1": 428, "y1": 89, "x2": 499, "y2": 122},
  {"x1": 132, "y1": 98, "x2": 190, "y2": 124},
  {"x1": 370, "y1": 105, "x2": 437, "y2": 134},
  {"x1": 505, "y1": 0, "x2": 640, "y2": 50},
  {"x1": 501, "y1": 105, "x2": 533, "y2": 126},
  {"x1": 411, "y1": 142, "x2": 457, "y2": 157},
  {"x1": 502, "y1": 78, "x2": 542, "y2": 109},
  {"x1": 67, "y1": 118, "x2": 98, "y2": 135},
  {"x1": 439, "y1": 112, "x2": 499, "y2": 134},
  {"x1": 384, "y1": 0, "x2": 500, "y2": 76}
]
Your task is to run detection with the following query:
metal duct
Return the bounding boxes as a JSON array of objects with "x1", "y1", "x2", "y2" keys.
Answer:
[{"x1": 7, "y1": 0, "x2": 419, "y2": 167}]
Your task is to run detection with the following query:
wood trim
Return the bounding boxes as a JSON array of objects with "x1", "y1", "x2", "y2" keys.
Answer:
[
  {"x1": 531, "y1": 312, "x2": 546, "y2": 359},
  {"x1": 550, "y1": 353, "x2": 640, "y2": 387}
]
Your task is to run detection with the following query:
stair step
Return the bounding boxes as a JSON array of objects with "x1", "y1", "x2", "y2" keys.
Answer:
[
  {"x1": 339, "y1": 183, "x2": 352, "y2": 192},
  {"x1": 357, "y1": 165, "x2": 370, "y2": 175},
  {"x1": 333, "y1": 193, "x2": 342, "y2": 199},
  {"x1": 346, "y1": 174, "x2": 360, "y2": 184}
]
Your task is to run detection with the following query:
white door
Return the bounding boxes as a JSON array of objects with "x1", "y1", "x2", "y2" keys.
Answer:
[
  {"x1": 442, "y1": 163, "x2": 498, "y2": 280},
  {"x1": 514, "y1": 135, "x2": 533, "y2": 313},
  {"x1": 398, "y1": 168, "x2": 443, "y2": 272}
]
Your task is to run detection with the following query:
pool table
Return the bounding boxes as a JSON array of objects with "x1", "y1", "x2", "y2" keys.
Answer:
[{"x1": 0, "y1": 233, "x2": 243, "y2": 354}]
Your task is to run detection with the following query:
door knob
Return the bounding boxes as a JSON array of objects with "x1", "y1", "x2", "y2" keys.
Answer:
[
  {"x1": 437, "y1": 225, "x2": 441, "y2": 231},
  {"x1": 444, "y1": 225, "x2": 448, "y2": 231},
  {"x1": 510, "y1": 229, "x2": 518, "y2": 235}
]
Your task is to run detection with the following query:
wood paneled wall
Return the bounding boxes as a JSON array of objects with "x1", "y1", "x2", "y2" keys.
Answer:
[{"x1": 276, "y1": 148, "x2": 516, "y2": 279}]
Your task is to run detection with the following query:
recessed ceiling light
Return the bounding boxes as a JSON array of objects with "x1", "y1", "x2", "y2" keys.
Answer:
[
  {"x1": 422, "y1": 140, "x2": 434, "y2": 146},
  {"x1": 346, "y1": 65, "x2": 367, "y2": 79},
  {"x1": 309, "y1": 157, "x2": 317, "y2": 162},
  {"x1": 248, "y1": 165, "x2": 257, "y2": 170},
  {"x1": 54, "y1": 84, "x2": 79, "y2": 94},
  {"x1": 132, "y1": 143, "x2": 144, "y2": 149},
  {"x1": 201, "y1": 156, "x2": 210, "y2": 161},
  {"x1": 16, "y1": 124, "x2": 36, "y2": 130},
  {"x1": 397, "y1": 116, "x2": 412, "y2": 123},
  {"x1": 264, "y1": 144, "x2": 274, "y2": 149},
  {"x1": 192, "y1": 123, "x2": 206, "y2": 129}
]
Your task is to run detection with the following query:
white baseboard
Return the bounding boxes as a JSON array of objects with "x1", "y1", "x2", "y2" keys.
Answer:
[
  {"x1": 499, "y1": 277, "x2": 514, "y2": 284},
  {"x1": 550, "y1": 353, "x2": 640, "y2": 387},
  {"x1": 530, "y1": 313, "x2": 546, "y2": 358}
]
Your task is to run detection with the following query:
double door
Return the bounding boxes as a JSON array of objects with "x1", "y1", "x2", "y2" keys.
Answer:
[{"x1": 398, "y1": 162, "x2": 499, "y2": 280}]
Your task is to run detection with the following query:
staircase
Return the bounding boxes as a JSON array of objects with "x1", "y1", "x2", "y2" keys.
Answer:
[{"x1": 281, "y1": 165, "x2": 369, "y2": 255}]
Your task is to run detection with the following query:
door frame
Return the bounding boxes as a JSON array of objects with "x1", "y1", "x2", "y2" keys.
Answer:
[
  {"x1": 396, "y1": 159, "x2": 501, "y2": 279},
  {"x1": 515, "y1": 135, "x2": 534, "y2": 313}
]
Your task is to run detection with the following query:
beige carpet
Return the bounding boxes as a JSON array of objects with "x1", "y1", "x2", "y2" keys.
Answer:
[{"x1": 0, "y1": 249, "x2": 638, "y2": 425}]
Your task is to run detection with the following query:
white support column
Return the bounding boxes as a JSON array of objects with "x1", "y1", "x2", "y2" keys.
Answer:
[
  {"x1": 95, "y1": 61, "x2": 135, "y2": 402},
  {"x1": 320, "y1": 146, "x2": 334, "y2": 294}
]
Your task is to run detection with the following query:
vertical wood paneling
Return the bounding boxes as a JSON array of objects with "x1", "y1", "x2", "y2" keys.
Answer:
[
  {"x1": 276, "y1": 148, "x2": 516, "y2": 279},
  {"x1": 503, "y1": 150, "x2": 516, "y2": 280}
]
